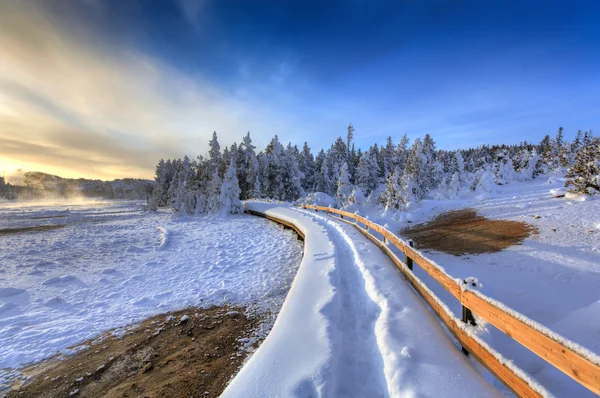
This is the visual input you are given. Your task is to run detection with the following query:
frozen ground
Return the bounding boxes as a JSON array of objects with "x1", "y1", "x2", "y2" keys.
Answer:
[
  {"x1": 0, "y1": 200, "x2": 302, "y2": 389},
  {"x1": 337, "y1": 175, "x2": 600, "y2": 397},
  {"x1": 224, "y1": 202, "x2": 499, "y2": 397}
]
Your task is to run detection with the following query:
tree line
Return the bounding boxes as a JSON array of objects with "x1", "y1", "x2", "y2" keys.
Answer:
[
  {"x1": 0, "y1": 172, "x2": 154, "y2": 201},
  {"x1": 149, "y1": 125, "x2": 599, "y2": 215}
]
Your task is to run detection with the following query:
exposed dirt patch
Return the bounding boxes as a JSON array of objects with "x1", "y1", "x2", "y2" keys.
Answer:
[
  {"x1": 0, "y1": 225, "x2": 66, "y2": 236},
  {"x1": 401, "y1": 209, "x2": 537, "y2": 256},
  {"x1": 7, "y1": 306, "x2": 263, "y2": 398}
]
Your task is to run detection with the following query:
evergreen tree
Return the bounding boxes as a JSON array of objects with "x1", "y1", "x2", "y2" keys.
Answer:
[
  {"x1": 208, "y1": 131, "x2": 222, "y2": 175},
  {"x1": 572, "y1": 130, "x2": 583, "y2": 154},
  {"x1": 355, "y1": 149, "x2": 380, "y2": 195},
  {"x1": 238, "y1": 132, "x2": 259, "y2": 200},
  {"x1": 256, "y1": 152, "x2": 269, "y2": 197},
  {"x1": 326, "y1": 137, "x2": 348, "y2": 191},
  {"x1": 214, "y1": 157, "x2": 244, "y2": 215},
  {"x1": 316, "y1": 161, "x2": 333, "y2": 195},
  {"x1": 0, "y1": 176, "x2": 7, "y2": 199},
  {"x1": 402, "y1": 138, "x2": 428, "y2": 201},
  {"x1": 539, "y1": 134, "x2": 552, "y2": 169},
  {"x1": 381, "y1": 165, "x2": 403, "y2": 211},
  {"x1": 565, "y1": 136, "x2": 600, "y2": 194},
  {"x1": 381, "y1": 136, "x2": 397, "y2": 178},
  {"x1": 299, "y1": 142, "x2": 316, "y2": 191},
  {"x1": 346, "y1": 123, "x2": 355, "y2": 151},
  {"x1": 335, "y1": 162, "x2": 353, "y2": 207},
  {"x1": 397, "y1": 134, "x2": 410, "y2": 170}
]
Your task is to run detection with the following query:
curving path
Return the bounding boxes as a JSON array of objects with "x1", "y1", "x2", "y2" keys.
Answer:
[{"x1": 222, "y1": 202, "x2": 500, "y2": 397}]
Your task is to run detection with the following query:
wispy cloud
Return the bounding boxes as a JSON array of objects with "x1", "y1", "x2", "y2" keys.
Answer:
[{"x1": 0, "y1": 1, "x2": 296, "y2": 180}]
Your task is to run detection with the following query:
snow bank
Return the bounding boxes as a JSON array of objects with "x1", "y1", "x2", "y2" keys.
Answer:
[{"x1": 298, "y1": 192, "x2": 336, "y2": 207}]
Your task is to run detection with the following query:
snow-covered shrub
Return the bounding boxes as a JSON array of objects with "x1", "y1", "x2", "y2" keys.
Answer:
[
  {"x1": 495, "y1": 157, "x2": 515, "y2": 185},
  {"x1": 301, "y1": 192, "x2": 336, "y2": 207},
  {"x1": 347, "y1": 187, "x2": 366, "y2": 206},
  {"x1": 471, "y1": 167, "x2": 496, "y2": 196}
]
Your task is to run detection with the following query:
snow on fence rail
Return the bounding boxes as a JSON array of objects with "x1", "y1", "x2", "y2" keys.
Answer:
[{"x1": 297, "y1": 205, "x2": 600, "y2": 397}]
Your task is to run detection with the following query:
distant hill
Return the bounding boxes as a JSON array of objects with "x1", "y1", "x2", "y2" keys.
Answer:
[{"x1": 0, "y1": 172, "x2": 154, "y2": 200}]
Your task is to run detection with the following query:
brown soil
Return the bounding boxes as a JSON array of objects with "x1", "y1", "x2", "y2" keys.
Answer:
[
  {"x1": 0, "y1": 225, "x2": 66, "y2": 236},
  {"x1": 401, "y1": 209, "x2": 537, "y2": 256},
  {"x1": 7, "y1": 306, "x2": 263, "y2": 398}
]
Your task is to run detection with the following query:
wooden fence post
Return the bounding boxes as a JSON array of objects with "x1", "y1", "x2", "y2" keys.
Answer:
[
  {"x1": 461, "y1": 279, "x2": 478, "y2": 355},
  {"x1": 406, "y1": 240, "x2": 414, "y2": 271}
]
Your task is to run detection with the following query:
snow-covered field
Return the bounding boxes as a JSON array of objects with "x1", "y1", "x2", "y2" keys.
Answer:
[
  {"x1": 2, "y1": 176, "x2": 598, "y2": 396},
  {"x1": 413, "y1": 177, "x2": 600, "y2": 397},
  {"x1": 0, "y1": 200, "x2": 303, "y2": 389}
]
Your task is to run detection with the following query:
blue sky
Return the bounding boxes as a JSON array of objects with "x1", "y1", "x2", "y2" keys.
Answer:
[{"x1": 1, "y1": 0, "x2": 599, "y2": 179}]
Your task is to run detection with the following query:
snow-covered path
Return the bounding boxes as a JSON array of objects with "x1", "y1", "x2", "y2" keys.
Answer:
[{"x1": 224, "y1": 203, "x2": 498, "y2": 397}]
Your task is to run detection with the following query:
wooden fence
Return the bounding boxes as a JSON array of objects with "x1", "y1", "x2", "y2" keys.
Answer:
[
  {"x1": 247, "y1": 203, "x2": 600, "y2": 397},
  {"x1": 300, "y1": 205, "x2": 600, "y2": 397}
]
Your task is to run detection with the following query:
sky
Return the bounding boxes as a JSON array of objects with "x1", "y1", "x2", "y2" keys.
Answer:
[{"x1": 1, "y1": 0, "x2": 599, "y2": 181}]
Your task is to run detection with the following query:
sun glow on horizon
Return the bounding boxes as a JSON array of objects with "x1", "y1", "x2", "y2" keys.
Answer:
[{"x1": 0, "y1": 157, "x2": 144, "y2": 183}]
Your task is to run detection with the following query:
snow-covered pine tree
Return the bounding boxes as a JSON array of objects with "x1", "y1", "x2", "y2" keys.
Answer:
[
  {"x1": 539, "y1": 134, "x2": 552, "y2": 171},
  {"x1": 422, "y1": 134, "x2": 441, "y2": 189},
  {"x1": 380, "y1": 165, "x2": 403, "y2": 211},
  {"x1": 208, "y1": 131, "x2": 222, "y2": 176},
  {"x1": 346, "y1": 123, "x2": 354, "y2": 152},
  {"x1": 471, "y1": 164, "x2": 496, "y2": 195},
  {"x1": 559, "y1": 141, "x2": 572, "y2": 168},
  {"x1": 399, "y1": 168, "x2": 419, "y2": 206},
  {"x1": 326, "y1": 137, "x2": 348, "y2": 192},
  {"x1": 264, "y1": 135, "x2": 285, "y2": 199},
  {"x1": 565, "y1": 135, "x2": 600, "y2": 195},
  {"x1": 346, "y1": 124, "x2": 356, "y2": 183},
  {"x1": 238, "y1": 132, "x2": 259, "y2": 200},
  {"x1": 168, "y1": 156, "x2": 196, "y2": 215},
  {"x1": 448, "y1": 172, "x2": 460, "y2": 199},
  {"x1": 313, "y1": 149, "x2": 326, "y2": 193},
  {"x1": 494, "y1": 152, "x2": 515, "y2": 185},
  {"x1": 206, "y1": 169, "x2": 223, "y2": 212},
  {"x1": 214, "y1": 157, "x2": 244, "y2": 215},
  {"x1": 518, "y1": 149, "x2": 542, "y2": 180},
  {"x1": 299, "y1": 142, "x2": 316, "y2": 191},
  {"x1": 335, "y1": 162, "x2": 353, "y2": 207},
  {"x1": 381, "y1": 136, "x2": 397, "y2": 178},
  {"x1": 222, "y1": 146, "x2": 231, "y2": 178},
  {"x1": 256, "y1": 152, "x2": 269, "y2": 198},
  {"x1": 282, "y1": 143, "x2": 305, "y2": 200},
  {"x1": 0, "y1": 176, "x2": 7, "y2": 199},
  {"x1": 355, "y1": 149, "x2": 380, "y2": 196},
  {"x1": 149, "y1": 159, "x2": 167, "y2": 210},
  {"x1": 262, "y1": 136, "x2": 305, "y2": 201},
  {"x1": 316, "y1": 161, "x2": 333, "y2": 195},
  {"x1": 571, "y1": 130, "x2": 583, "y2": 155},
  {"x1": 397, "y1": 134, "x2": 409, "y2": 170},
  {"x1": 402, "y1": 138, "x2": 428, "y2": 201}
]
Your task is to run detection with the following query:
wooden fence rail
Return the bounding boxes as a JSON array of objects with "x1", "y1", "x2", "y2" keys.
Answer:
[{"x1": 297, "y1": 205, "x2": 600, "y2": 397}]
